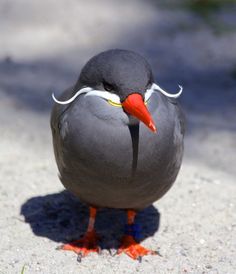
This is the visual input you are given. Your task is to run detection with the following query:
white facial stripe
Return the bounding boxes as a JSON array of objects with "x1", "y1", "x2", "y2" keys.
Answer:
[
  {"x1": 52, "y1": 87, "x2": 93, "y2": 104},
  {"x1": 144, "y1": 87, "x2": 155, "y2": 102},
  {"x1": 52, "y1": 83, "x2": 183, "y2": 105},
  {"x1": 85, "y1": 90, "x2": 121, "y2": 104},
  {"x1": 52, "y1": 87, "x2": 121, "y2": 105},
  {"x1": 151, "y1": 83, "x2": 183, "y2": 98}
]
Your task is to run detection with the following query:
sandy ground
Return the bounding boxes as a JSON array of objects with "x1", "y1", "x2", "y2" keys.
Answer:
[{"x1": 0, "y1": 0, "x2": 236, "y2": 273}]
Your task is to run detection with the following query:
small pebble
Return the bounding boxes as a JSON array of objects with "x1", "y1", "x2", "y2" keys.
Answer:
[{"x1": 199, "y1": 239, "x2": 205, "y2": 245}]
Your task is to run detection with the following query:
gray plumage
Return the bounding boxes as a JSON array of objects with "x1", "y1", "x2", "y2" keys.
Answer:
[{"x1": 51, "y1": 49, "x2": 184, "y2": 210}]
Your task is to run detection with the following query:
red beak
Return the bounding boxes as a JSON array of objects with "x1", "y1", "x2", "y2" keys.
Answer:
[{"x1": 122, "y1": 93, "x2": 157, "y2": 133}]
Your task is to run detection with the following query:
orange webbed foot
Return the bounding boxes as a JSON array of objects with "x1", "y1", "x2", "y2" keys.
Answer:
[
  {"x1": 117, "y1": 235, "x2": 158, "y2": 260},
  {"x1": 59, "y1": 230, "x2": 100, "y2": 260}
]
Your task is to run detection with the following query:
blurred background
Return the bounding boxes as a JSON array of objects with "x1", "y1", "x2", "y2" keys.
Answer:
[{"x1": 1, "y1": 0, "x2": 236, "y2": 273}]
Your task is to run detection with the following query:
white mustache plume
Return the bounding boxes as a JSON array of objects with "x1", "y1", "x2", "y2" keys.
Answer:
[{"x1": 52, "y1": 83, "x2": 183, "y2": 105}]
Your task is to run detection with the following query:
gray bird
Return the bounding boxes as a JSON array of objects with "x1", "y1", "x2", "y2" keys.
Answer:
[{"x1": 50, "y1": 49, "x2": 184, "y2": 260}]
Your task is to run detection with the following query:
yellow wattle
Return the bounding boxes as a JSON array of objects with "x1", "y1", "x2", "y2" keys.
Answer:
[
  {"x1": 108, "y1": 100, "x2": 122, "y2": 107},
  {"x1": 108, "y1": 99, "x2": 149, "y2": 107}
]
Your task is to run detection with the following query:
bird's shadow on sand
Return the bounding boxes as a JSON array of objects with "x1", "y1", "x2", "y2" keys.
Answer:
[{"x1": 20, "y1": 190, "x2": 160, "y2": 250}]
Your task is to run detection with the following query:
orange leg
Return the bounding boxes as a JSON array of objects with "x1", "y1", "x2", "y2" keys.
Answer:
[
  {"x1": 59, "y1": 207, "x2": 100, "y2": 260},
  {"x1": 118, "y1": 210, "x2": 158, "y2": 260}
]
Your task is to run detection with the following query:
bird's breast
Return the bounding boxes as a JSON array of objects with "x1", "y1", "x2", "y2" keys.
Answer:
[{"x1": 62, "y1": 94, "x2": 174, "y2": 180}]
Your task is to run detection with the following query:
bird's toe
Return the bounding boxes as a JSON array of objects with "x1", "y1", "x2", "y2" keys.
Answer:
[
  {"x1": 117, "y1": 235, "x2": 157, "y2": 260},
  {"x1": 58, "y1": 230, "x2": 100, "y2": 259}
]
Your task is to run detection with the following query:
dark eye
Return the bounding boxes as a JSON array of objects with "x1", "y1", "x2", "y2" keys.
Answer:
[{"x1": 103, "y1": 82, "x2": 114, "y2": 92}]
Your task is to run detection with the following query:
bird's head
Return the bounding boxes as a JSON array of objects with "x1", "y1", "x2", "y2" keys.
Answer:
[{"x1": 52, "y1": 49, "x2": 182, "y2": 133}]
